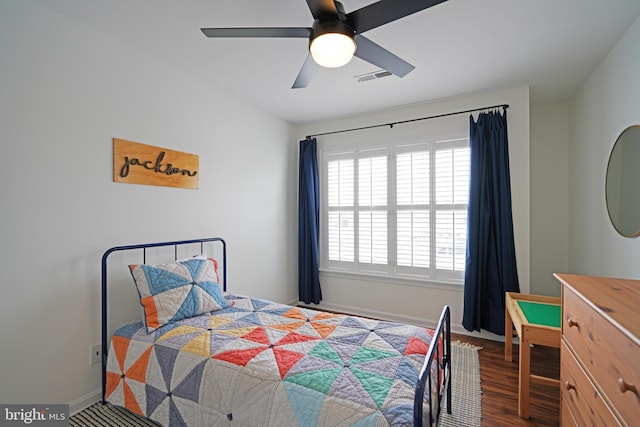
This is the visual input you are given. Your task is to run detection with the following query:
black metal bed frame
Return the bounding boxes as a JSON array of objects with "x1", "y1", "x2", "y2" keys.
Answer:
[
  {"x1": 414, "y1": 305, "x2": 452, "y2": 426},
  {"x1": 100, "y1": 237, "x2": 451, "y2": 426},
  {"x1": 100, "y1": 237, "x2": 227, "y2": 404}
]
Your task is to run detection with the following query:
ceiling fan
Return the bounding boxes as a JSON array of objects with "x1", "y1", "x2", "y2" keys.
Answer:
[{"x1": 201, "y1": 0, "x2": 448, "y2": 88}]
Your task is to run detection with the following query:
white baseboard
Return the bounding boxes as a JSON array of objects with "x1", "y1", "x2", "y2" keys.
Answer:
[{"x1": 69, "y1": 389, "x2": 101, "y2": 415}]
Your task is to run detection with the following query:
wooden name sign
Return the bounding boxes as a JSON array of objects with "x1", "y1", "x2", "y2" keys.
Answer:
[{"x1": 113, "y1": 138, "x2": 199, "y2": 189}]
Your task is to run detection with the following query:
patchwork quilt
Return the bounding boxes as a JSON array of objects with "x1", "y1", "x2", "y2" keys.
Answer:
[{"x1": 106, "y1": 295, "x2": 438, "y2": 426}]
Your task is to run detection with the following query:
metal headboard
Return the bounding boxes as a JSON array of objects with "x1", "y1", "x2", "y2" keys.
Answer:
[{"x1": 100, "y1": 237, "x2": 226, "y2": 403}]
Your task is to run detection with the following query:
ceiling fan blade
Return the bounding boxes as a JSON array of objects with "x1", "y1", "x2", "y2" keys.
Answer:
[
  {"x1": 305, "y1": 0, "x2": 339, "y2": 21},
  {"x1": 292, "y1": 54, "x2": 320, "y2": 89},
  {"x1": 353, "y1": 35, "x2": 414, "y2": 77},
  {"x1": 201, "y1": 27, "x2": 310, "y2": 38},
  {"x1": 347, "y1": 0, "x2": 448, "y2": 33}
]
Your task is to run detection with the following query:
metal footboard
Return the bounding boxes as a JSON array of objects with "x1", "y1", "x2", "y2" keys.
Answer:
[{"x1": 413, "y1": 305, "x2": 452, "y2": 426}]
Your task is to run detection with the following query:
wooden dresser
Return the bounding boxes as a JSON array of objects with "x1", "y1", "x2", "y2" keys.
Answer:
[{"x1": 554, "y1": 273, "x2": 640, "y2": 426}]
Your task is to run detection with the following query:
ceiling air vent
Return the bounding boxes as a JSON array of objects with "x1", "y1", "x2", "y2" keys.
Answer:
[{"x1": 354, "y1": 70, "x2": 392, "y2": 83}]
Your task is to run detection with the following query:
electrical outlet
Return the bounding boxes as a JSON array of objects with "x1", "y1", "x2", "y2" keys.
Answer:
[{"x1": 90, "y1": 343, "x2": 101, "y2": 365}]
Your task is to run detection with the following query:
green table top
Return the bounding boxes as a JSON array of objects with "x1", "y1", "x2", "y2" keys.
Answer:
[{"x1": 517, "y1": 300, "x2": 561, "y2": 328}]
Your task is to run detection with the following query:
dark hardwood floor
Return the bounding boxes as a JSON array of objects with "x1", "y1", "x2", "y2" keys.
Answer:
[{"x1": 453, "y1": 333, "x2": 560, "y2": 426}]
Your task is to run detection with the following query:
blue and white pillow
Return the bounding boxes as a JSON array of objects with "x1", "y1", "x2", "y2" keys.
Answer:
[{"x1": 129, "y1": 258, "x2": 229, "y2": 332}]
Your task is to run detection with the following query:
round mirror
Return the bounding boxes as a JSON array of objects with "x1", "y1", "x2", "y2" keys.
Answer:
[{"x1": 606, "y1": 125, "x2": 640, "y2": 237}]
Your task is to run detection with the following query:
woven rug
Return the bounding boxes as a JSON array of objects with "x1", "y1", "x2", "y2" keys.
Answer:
[
  {"x1": 72, "y1": 341, "x2": 481, "y2": 426},
  {"x1": 70, "y1": 402, "x2": 160, "y2": 426},
  {"x1": 440, "y1": 341, "x2": 482, "y2": 426}
]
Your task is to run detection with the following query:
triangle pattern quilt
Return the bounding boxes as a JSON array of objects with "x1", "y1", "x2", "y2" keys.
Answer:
[{"x1": 106, "y1": 295, "x2": 437, "y2": 426}]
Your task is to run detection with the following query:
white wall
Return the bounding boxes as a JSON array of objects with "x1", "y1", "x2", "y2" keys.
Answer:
[
  {"x1": 296, "y1": 86, "x2": 530, "y2": 337},
  {"x1": 0, "y1": 1, "x2": 297, "y2": 408},
  {"x1": 567, "y1": 15, "x2": 640, "y2": 277},
  {"x1": 3, "y1": 0, "x2": 637, "y2": 411},
  {"x1": 530, "y1": 103, "x2": 569, "y2": 297}
]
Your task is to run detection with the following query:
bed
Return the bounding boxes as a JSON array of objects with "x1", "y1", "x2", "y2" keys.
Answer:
[{"x1": 101, "y1": 237, "x2": 451, "y2": 426}]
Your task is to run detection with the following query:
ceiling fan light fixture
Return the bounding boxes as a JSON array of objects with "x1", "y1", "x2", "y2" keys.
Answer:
[{"x1": 309, "y1": 21, "x2": 356, "y2": 68}]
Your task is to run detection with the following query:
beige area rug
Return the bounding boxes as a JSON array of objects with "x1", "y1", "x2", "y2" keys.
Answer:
[
  {"x1": 440, "y1": 341, "x2": 483, "y2": 427},
  {"x1": 72, "y1": 341, "x2": 482, "y2": 426}
]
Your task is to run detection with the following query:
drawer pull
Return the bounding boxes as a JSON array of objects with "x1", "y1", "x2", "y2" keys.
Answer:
[
  {"x1": 564, "y1": 381, "x2": 576, "y2": 392},
  {"x1": 566, "y1": 318, "x2": 579, "y2": 328},
  {"x1": 618, "y1": 378, "x2": 638, "y2": 395}
]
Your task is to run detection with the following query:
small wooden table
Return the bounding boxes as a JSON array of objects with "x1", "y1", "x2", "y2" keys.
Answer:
[{"x1": 505, "y1": 292, "x2": 561, "y2": 419}]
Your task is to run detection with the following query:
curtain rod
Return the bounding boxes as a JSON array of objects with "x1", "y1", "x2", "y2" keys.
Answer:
[{"x1": 305, "y1": 103, "x2": 509, "y2": 139}]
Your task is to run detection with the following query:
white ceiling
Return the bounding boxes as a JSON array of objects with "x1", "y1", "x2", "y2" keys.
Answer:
[{"x1": 34, "y1": 0, "x2": 640, "y2": 123}]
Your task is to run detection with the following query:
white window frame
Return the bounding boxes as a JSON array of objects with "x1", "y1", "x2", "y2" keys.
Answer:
[
  {"x1": 324, "y1": 146, "x2": 390, "y2": 275},
  {"x1": 319, "y1": 130, "x2": 469, "y2": 285}
]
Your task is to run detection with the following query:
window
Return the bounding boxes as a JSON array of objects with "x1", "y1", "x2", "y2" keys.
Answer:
[{"x1": 321, "y1": 135, "x2": 469, "y2": 283}]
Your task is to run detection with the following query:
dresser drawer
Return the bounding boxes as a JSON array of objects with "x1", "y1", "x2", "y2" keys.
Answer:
[
  {"x1": 563, "y1": 285, "x2": 640, "y2": 423},
  {"x1": 561, "y1": 340, "x2": 620, "y2": 426},
  {"x1": 560, "y1": 397, "x2": 577, "y2": 427}
]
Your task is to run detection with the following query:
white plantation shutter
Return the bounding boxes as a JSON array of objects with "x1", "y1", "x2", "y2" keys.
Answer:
[
  {"x1": 453, "y1": 147, "x2": 470, "y2": 204},
  {"x1": 327, "y1": 158, "x2": 354, "y2": 262},
  {"x1": 328, "y1": 159, "x2": 354, "y2": 207},
  {"x1": 321, "y1": 134, "x2": 469, "y2": 282},
  {"x1": 358, "y1": 156, "x2": 387, "y2": 265},
  {"x1": 435, "y1": 145, "x2": 470, "y2": 205},
  {"x1": 434, "y1": 140, "x2": 469, "y2": 274},
  {"x1": 397, "y1": 151, "x2": 429, "y2": 205},
  {"x1": 358, "y1": 156, "x2": 387, "y2": 206},
  {"x1": 397, "y1": 210, "x2": 429, "y2": 268},
  {"x1": 328, "y1": 211, "x2": 354, "y2": 262},
  {"x1": 454, "y1": 210, "x2": 467, "y2": 271},
  {"x1": 359, "y1": 211, "x2": 387, "y2": 264},
  {"x1": 396, "y1": 150, "x2": 430, "y2": 269}
]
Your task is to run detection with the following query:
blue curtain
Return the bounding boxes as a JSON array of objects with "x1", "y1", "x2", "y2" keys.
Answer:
[
  {"x1": 298, "y1": 138, "x2": 322, "y2": 304},
  {"x1": 462, "y1": 110, "x2": 519, "y2": 335}
]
